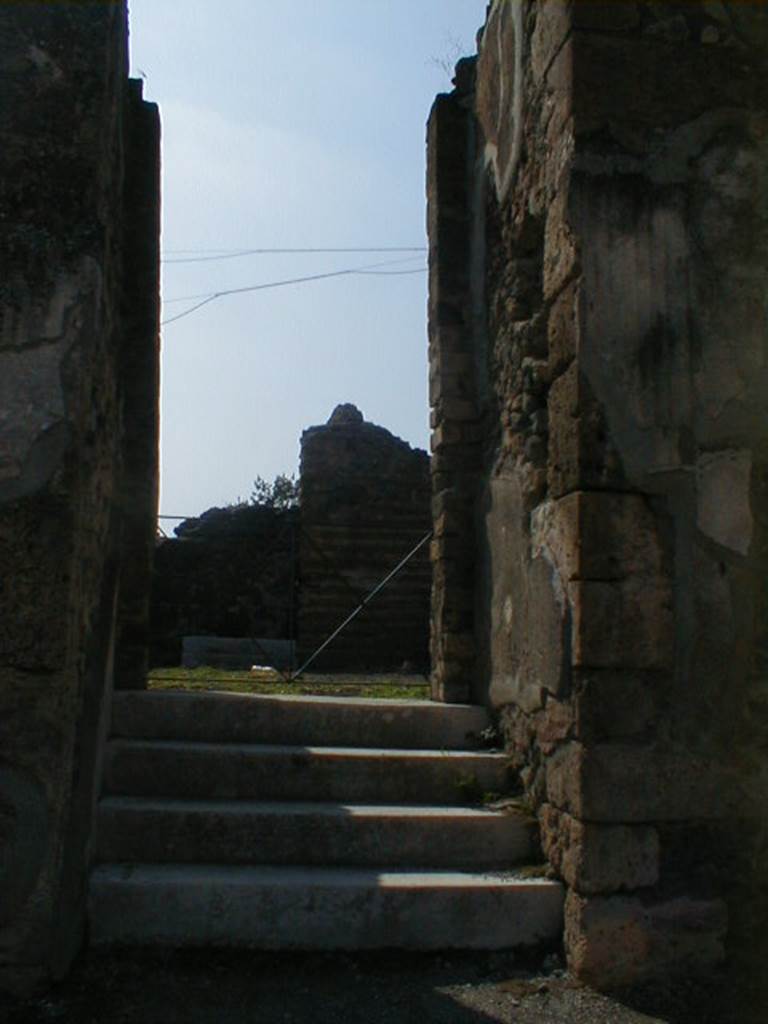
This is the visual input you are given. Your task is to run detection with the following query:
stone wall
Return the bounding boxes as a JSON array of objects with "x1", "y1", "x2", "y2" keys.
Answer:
[
  {"x1": 428, "y1": 0, "x2": 768, "y2": 1010},
  {"x1": 0, "y1": 1, "x2": 159, "y2": 992},
  {"x1": 114, "y1": 80, "x2": 162, "y2": 690},
  {"x1": 298, "y1": 405, "x2": 431, "y2": 672},
  {"x1": 150, "y1": 505, "x2": 298, "y2": 668}
]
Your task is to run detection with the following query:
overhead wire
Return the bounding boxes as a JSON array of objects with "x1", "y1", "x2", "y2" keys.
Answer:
[
  {"x1": 160, "y1": 254, "x2": 427, "y2": 326},
  {"x1": 162, "y1": 245, "x2": 427, "y2": 264}
]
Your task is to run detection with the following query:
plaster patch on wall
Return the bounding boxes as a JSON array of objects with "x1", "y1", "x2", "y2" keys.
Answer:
[
  {"x1": 485, "y1": 479, "x2": 570, "y2": 710},
  {"x1": 26, "y1": 44, "x2": 64, "y2": 82},
  {"x1": 0, "y1": 344, "x2": 67, "y2": 485},
  {"x1": 531, "y1": 499, "x2": 572, "y2": 592},
  {"x1": 0, "y1": 261, "x2": 101, "y2": 502},
  {"x1": 477, "y1": 0, "x2": 524, "y2": 203},
  {"x1": 696, "y1": 449, "x2": 753, "y2": 555},
  {"x1": 647, "y1": 109, "x2": 768, "y2": 186},
  {"x1": 0, "y1": 766, "x2": 48, "y2": 928}
]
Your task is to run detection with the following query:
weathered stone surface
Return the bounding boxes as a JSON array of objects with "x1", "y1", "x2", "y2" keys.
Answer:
[
  {"x1": 541, "y1": 804, "x2": 659, "y2": 895},
  {"x1": 426, "y1": 72, "x2": 480, "y2": 702},
  {"x1": 479, "y1": 474, "x2": 570, "y2": 711},
  {"x1": 546, "y1": 742, "x2": 727, "y2": 823},
  {"x1": 572, "y1": 3, "x2": 640, "y2": 32},
  {"x1": 543, "y1": 180, "x2": 579, "y2": 302},
  {"x1": 546, "y1": 278, "x2": 580, "y2": 380},
  {"x1": 298, "y1": 406, "x2": 431, "y2": 672},
  {"x1": 114, "y1": 79, "x2": 161, "y2": 690},
  {"x1": 565, "y1": 891, "x2": 728, "y2": 989},
  {"x1": 150, "y1": 504, "x2": 298, "y2": 668},
  {"x1": 696, "y1": 449, "x2": 753, "y2": 555},
  {"x1": 476, "y1": 0, "x2": 523, "y2": 202},
  {"x1": 430, "y1": 0, "x2": 768, "y2": 1000},
  {"x1": 573, "y1": 671, "x2": 660, "y2": 743},
  {"x1": 0, "y1": 1, "x2": 160, "y2": 992},
  {"x1": 531, "y1": 491, "x2": 667, "y2": 583},
  {"x1": 547, "y1": 362, "x2": 625, "y2": 497},
  {"x1": 534, "y1": 698, "x2": 574, "y2": 755},
  {"x1": 0, "y1": 767, "x2": 49, "y2": 929},
  {"x1": 570, "y1": 577, "x2": 673, "y2": 670},
  {"x1": 530, "y1": 0, "x2": 571, "y2": 84}
]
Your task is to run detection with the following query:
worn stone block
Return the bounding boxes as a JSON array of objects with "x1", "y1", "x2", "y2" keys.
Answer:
[
  {"x1": 477, "y1": 0, "x2": 523, "y2": 201},
  {"x1": 573, "y1": 670, "x2": 660, "y2": 742},
  {"x1": 430, "y1": 444, "x2": 482, "y2": 479},
  {"x1": 0, "y1": 0, "x2": 165, "y2": 993},
  {"x1": 543, "y1": 180, "x2": 578, "y2": 302},
  {"x1": 546, "y1": 742, "x2": 727, "y2": 823},
  {"x1": 438, "y1": 397, "x2": 479, "y2": 421},
  {"x1": 541, "y1": 804, "x2": 659, "y2": 895},
  {"x1": 429, "y1": 324, "x2": 471, "y2": 356},
  {"x1": 571, "y1": 30, "x2": 759, "y2": 142},
  {"x1": 430, "y1": 422, "x2": 464, "y2": 451},
  {"x1": 696, "y1": 449, "x2": 753, "y2": 556},
  {"x1": 531, "y1": 0, "x2": 572, "y2": 83},
  {"x1": 570, "y1": 576, "x2": 673, "y2": 670},
  {"x1": 440, "y1": 631, "x2": 476, "y2": 662},
  {"x1": 572, "y1": 2, "x2": 640, "y2": 32},
  {"x1": 535, "y1": 699, "x2": 574, "y2": 754},
  {"x1": 547, "y1": 278, "x2": 580, "y2": 379},
  {"x1": 541, "y1": 39, "x2": 575, "y2": 192},
  {"x1": 297, "y1": 407, "x2": 431, "y2": 673},
  {"x1": 547, "y1": 362, "x2": 625, "y2": 496},
  {"x1": 426, "y1": 92, "x2": 471, "y2": 217},
  {"x1": 481, "y1": 476, "x2": 571, "y2": 710},
  {"x1": 565, "y1": 891, "x2": 727, "y2": 988},
  {"x1": 531, "y1": 491, "x2": 667, "y2": 583},
  {"x1": 431, "y1": 666, "x2": 472, "y2": 705}
]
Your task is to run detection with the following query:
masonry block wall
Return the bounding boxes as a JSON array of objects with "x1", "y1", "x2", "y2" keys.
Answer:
[
  {"x1": 150, "y1": 505, "x2": 298, "y2": 667},
  {"x1": 0, "y1": 2, "x2": 160, "y2": 992},
  {"x1": 298, "y1": 405, "x2": 431, "y2": 672},
  {"x1": 428, "y1": 0, "x2": 768, "y2": 1007},
  {"x1": 114, "y1": 80, "x2": 162, "y2": 690}
]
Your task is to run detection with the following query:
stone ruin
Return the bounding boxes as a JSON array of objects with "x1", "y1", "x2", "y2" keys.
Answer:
[
  {"x1": 298, "y1": 404, "x2": 431, "y2": 672},
  {"x1": 150, "y1": 502, "x2": 298, "y2": 669},
  {"x1": 0, "y1": 2, "x2": 160, "y2": 991},
  {"x1": 1, "y1": 2, "x2": 767, "y2": 1017},
  {"x1": 149, "y1": 403, "x2": 431, "y2": 674},
  {"x1": 427, "y1": 0, "x2": 768, "y2": 1008}
]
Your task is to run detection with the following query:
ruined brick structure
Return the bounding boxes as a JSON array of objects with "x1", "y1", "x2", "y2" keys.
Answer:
[
  {"x1": 428, "y1": 0, "x2": 768, "y2": 1009},
  {"x1": 0, "y1": 1, "x2": 159, "y2": 990},
  {"x1": 150, "y1": 504, "x2": 298, "y2": 668},
  {"x1": 149, "y1": 405, "x2": 430, "y2": 673},
  {"x1": 3, "y1": 0, "x2": 768, "y2": 1009},
  {"x1": 298, "y1": 404, "x2": 431, "y2": 672}
]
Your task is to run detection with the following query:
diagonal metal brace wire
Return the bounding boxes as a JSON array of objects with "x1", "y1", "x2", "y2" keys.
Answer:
[{"x1": 290, "y1": 530, "x2": 433, "y2": 681}]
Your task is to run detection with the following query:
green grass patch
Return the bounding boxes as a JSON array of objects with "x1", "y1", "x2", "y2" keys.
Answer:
[{"x1": 147, "y1": 666, "x2": 430, "y2": 700}]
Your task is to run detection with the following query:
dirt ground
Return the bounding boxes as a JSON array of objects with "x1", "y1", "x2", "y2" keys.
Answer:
[{"x1": 0, "y1": 948, "x2": 738, "y2": 1024}]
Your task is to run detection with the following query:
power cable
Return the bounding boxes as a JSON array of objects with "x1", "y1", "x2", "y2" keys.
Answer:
[
  {"x1": 163, "y1": 245, "x2": 427, "y2": 264},
  {"x1": 160, "y1": 256, "x2": 427, "y2": 326},
  {"x1": 163, "y1": 266, "x2": 425, "y2": 305}
]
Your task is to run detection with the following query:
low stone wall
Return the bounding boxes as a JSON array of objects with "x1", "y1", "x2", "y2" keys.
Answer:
[
  {"x1": 428, "y1": 0, "x2": 768, "y2": 1011},
  {"x1": 298, "y1": 405, "x2": 431, "y2": 672},
  {"x1": 0, "y1": 1, "x2": 159, "y2": 992},
  {"x1": 150, "y1": 408, "x2": 432, "y2": 675},
  {"x1": 150, "y1": 505, "x2": 297, "y2": 667}
]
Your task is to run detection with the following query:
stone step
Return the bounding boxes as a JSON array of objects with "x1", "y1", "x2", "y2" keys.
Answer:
[
  {"x1": 111, "y1": 691, "x2": 491, "y2": 750},
  {"x1": 103, "y1": 741, "x2": 511, "y2": 806},
  {"x1": 95, "y1": 797, "x2": 537, "y2": 869},
  {"x1": 89, "y1": 864, "x2": 564, "y2": 951}
]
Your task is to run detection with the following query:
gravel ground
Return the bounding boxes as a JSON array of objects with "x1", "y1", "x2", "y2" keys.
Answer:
[{"x1": 0, "y1": 948, "x2": 739, "y2": 1024}]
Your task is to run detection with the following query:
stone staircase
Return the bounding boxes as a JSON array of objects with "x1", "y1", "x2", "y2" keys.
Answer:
[{"x1": 89, "y1": 690, "x2": 564, "y2": 950}]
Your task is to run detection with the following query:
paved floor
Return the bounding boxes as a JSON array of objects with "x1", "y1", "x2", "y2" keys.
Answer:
[{"x1": 0, "y1": 949, "x2": 740, "y2": 1024}]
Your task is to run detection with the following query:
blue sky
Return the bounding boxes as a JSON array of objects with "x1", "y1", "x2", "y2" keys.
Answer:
[{"x1": 128, "y1": 0, "x2": 485, "y2": 518}]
